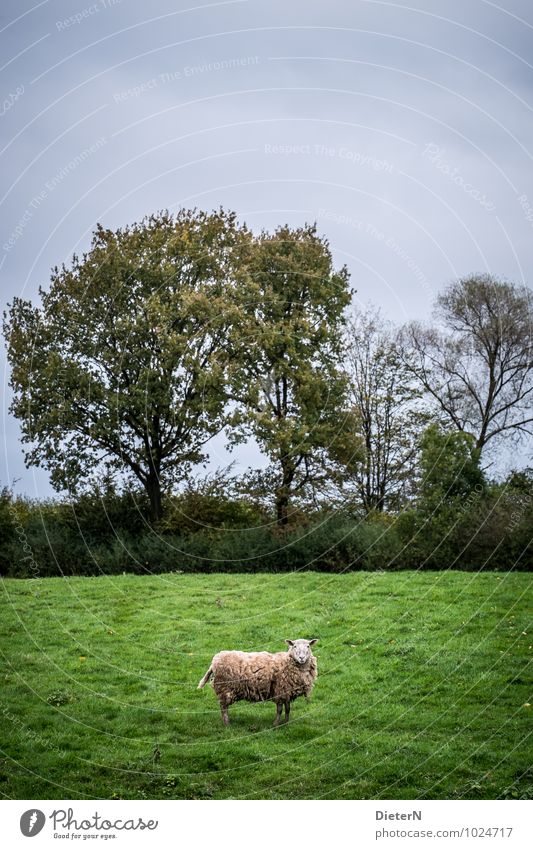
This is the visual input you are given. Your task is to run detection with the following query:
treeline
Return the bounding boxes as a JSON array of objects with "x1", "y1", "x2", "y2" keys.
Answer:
[
  {"x1": 1, "y1": 457, "x2": 532, "y2": 577},
  {"x1": 2, "y1": 209, "x2": 533, "y2": 575}
]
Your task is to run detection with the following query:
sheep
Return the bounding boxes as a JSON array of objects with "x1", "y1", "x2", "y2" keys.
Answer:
[{"x1": 197, "y1": 638, "x2": 318, "y2": 726}]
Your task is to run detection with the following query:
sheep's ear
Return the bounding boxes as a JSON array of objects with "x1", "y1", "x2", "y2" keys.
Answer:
[
  {"x1": 285, "y1": 639, "x2": 295, "y2": 647},
  {"x1": 308, "y1": 639, "x2": 318, "y2": 645}
]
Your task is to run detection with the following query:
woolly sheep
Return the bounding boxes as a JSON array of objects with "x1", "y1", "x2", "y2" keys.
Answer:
[{"x1": 197, "y1": 638, "x2": 318, "y2": 726}]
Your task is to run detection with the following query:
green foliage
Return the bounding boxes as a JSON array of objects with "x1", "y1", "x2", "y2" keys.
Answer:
[
  {"x1": 0, "y1": 486, "x2": 15, "y2": 541},
  {"x1": 3, "y1": 209, "x2": 250, "y2": 520},
  {"x1": 230, "y1": 223, "x2": 355, "y2": 524},
  {"x1": 3, "y1": 466, "x2": 532, "y2": 576},
  {"x1": 418, "y1": 424, "x2": 486, "y2": 508},
  {"x1": 395, "y1": 465, "x2": 533, "y2": 571},
  {"x1": 472, "y1": 472, "x2": 533, "y2": 569},
  {"x1": 3, "y1": 510, "x2": 402, "y2": 577},
  {"x1": 1, "y1": 572, "x2": 530, "y2": 799},
  {"x1": 0, "y1": 487, "x2": 16, "y2": 572},
  {"x1": 389, "y1": 425, "x2": 488, "y2": 569},
  {"x1": 62, "y1": 484, "x2": 150, "y2": 544},
  {"x1": 2, "y1": 485, "x2": 153, "y2": 577},
  {"x1": 157, "y1": 472, "x2": 266, "y2": 534}
]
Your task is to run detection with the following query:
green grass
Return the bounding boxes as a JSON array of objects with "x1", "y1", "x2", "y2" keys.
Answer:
[{"x1": 0, "y1": 571, "x2": 531, "y2": 800}]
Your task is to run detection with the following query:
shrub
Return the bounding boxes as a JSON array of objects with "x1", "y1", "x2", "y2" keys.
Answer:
[
  {"x1": 0, "y1": 487, "x2": 16, "y2": 572},
  {"x1": 60, "y1": 486, "x2": 150, "y2": 544},
  {"x1": 158, "y1": 491, "x2": 266, "y2": 535},
  {"x1": 2, "y1": 477, "x2": 531, "y2": 577}
]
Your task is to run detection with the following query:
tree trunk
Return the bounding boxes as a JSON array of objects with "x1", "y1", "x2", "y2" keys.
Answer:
[
  {"x1": 276, "y1": 489, "x2": 290, "y2": 526},
  {"x1": 276, "y1": 459, "x2": 295, "y2": 526},
  {"x1": 146, "y1": 473, "x2": 163, "y2": 523}
]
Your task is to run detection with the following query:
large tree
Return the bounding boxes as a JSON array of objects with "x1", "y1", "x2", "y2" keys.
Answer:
[
  {"x1": 344, "y1": 306, "x2": 428, "y2": 513},
  {"x1": 399, "y1": 274, "x2": 533, "y2": 454},
  {"x1": 4, "y1": 209, "x2": 248, "y2": 520},
  {"x1": 230, "y1": 224, "x2": 354, "y2": 524}
]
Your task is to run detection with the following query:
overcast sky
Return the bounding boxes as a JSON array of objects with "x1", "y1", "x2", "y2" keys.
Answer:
[{"x1": 1, "y1": 0, "x2": 532, "y2": 496}]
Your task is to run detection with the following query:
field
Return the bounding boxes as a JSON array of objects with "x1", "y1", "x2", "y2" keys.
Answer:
[{"x1": 0, "y1": 571, "x2": 531, "y2": 800}]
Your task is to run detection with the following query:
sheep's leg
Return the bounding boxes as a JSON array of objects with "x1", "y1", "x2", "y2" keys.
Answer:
[
  {"x1": 273, "y1": 701, "x2": 283, "y2": 726},
  {"x1": 220, "y1": 702, "x2": 230, "y2": 726},
  {"x1": 284, "y1": 700, "x2": 290, "y2": 723}
]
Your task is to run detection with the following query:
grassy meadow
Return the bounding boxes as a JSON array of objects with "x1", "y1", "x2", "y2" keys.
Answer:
[{"x1": 0, "y1": 571, "x2": 531, "y2": 800}]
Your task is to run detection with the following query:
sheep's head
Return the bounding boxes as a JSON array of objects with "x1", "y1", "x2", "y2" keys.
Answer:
[{"x1": 285, "y1": 638, "x2": 317, "y2": 665}]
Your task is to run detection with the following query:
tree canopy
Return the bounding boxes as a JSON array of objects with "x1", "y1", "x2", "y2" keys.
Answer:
[
  {"x1": 399, "y1": 274, "x2": 533, "y2": 454},
  {"x1": 418, "y1": 423, "x2": 486, "y2": 509},
  {"x1": 229, "y1": 224, "x2": 355, "y2": 524},
  {"x1": 344, "y1": 306, "x2": 428, "y2": 513},
  {"x1": 4, "y1": 210, "x2": 532, "y2": 529},
  {"x1": 4, "y1": 209, "x2": 249, "y2": 520}
]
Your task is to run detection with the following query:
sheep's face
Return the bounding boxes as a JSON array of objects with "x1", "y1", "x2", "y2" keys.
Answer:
[{"x1": 285, "y1": 638, "x2": 317, "y2": 665}]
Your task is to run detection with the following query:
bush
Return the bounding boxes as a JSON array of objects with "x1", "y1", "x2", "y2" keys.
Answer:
[
  {"x1": 59, "y1": 487, "x2": 150, "y2": 544},
  {"x1": 3, "y1": 510, "x2": 407, "y2": 577},
  {"x1": 158, "y1": 491, "x2": 266, "y2": 535},
  {"x1": 2, "y1": 476, "x2": 531, "y2": 577},
  {"x1": 0, "y1": 487, "x2": 16, "y2": 573}
]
